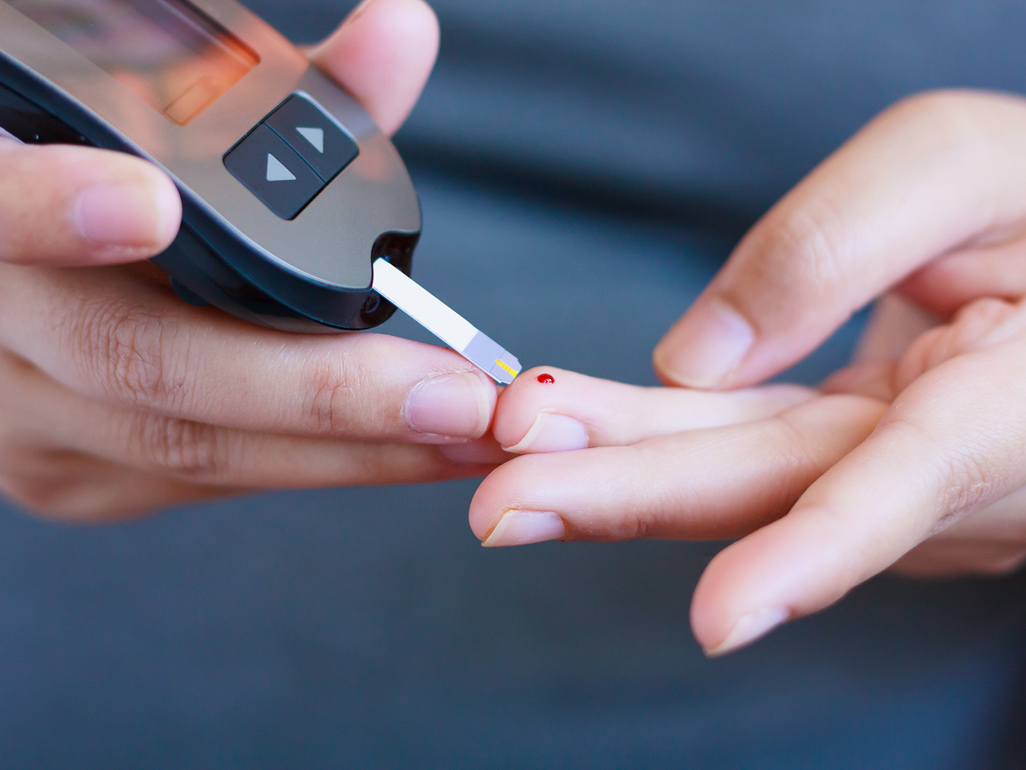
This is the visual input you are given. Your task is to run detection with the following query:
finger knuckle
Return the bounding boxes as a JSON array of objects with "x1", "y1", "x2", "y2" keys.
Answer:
[
  {"x1": 302, "y1": 349, "x2": 370, "y2": 436},
  {"x1": 928, "y1": 441, "x2": 1004, "y2": 530},
  {"x1": 767, "y1": 410, "x2": 826, "y2": 490},
  {"x1": 743, "y1": 194, "x2": 850, "y2": 311},
  {"x1": 72, "y1": 297, "x2": 190, "y2": 409},
  {"x1": 622, "y1": 444, "x2": 705, "y2": 540},
  {"x1": 881, "y1": 397, "x2": 1019, "y2": 537},
  {"x1": 938, "y1": 453, "x2": 996, "y2": 521},
  {"x1": 616, "y1": 471, "x2": 663, "y2": 541},
  {"x1": 133, "y1": 414, "x2": 230, "y2": 481},
  {"x1": 894, "y1": 300, "x2": 1019, "y2": 388},
  {"x1": 952, "y1": 297, "x2": 1018, "y2": 334}
]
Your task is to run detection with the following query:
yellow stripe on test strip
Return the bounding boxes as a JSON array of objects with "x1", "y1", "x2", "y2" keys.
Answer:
[{"x1": 495, "y1": 359, "x2": 519, "y2": 378}]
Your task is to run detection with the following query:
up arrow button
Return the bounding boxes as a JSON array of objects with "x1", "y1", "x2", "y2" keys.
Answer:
[
  {"x1": 296, "y1": 127, "x2": 325, "y2": 154},
  {"x1": 265, "y1": 96, "x2": 359, "y2": 182},
  {"x1": 266, "y1": 154, "x2": 297, "y2": 182}
]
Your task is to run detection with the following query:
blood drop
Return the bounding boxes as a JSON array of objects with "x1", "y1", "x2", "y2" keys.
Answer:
[{"x1": 537, "y1": 373, "x2": 556, "y2": 384}]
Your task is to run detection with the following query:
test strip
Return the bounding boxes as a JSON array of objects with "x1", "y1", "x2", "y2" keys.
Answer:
[{"x1": 371, "y1": 258, "x2": 522, "y2": 385}]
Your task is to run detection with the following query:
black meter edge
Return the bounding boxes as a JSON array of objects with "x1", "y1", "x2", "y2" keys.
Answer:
[{"x1": 0, "y1": 53, "x2": 419, "y2": 333}]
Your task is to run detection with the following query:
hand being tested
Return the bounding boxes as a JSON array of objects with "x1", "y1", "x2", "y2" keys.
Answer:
[
  {"x1": 0, "y1": 0, "x2": 501, "y2": 521},
  {"x1": 473, "y1": 91, "x2": 1026, "y2": 655}
]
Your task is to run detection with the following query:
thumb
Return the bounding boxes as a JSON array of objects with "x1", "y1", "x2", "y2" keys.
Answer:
[{"x1": 653, "y1": 90, "x2": 1026, "y2": 389}]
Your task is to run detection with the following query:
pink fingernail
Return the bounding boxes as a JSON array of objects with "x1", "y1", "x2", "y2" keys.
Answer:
[
  {"x1": 482, "y1": 510, "x2": 566, "y2": 547},
  {"x1": 405, "y1": 373, "x2": 490, "y2": 439},
  {"x1": 503, "y1": 413, "x2": 589, "y2": 454},
  {"x1": 346, "y1": 0, "x2": 377, "y2": 22},
  {"x1": 656, "y1": 299, "x2": 754, "y2": 388},
  {"x1": 74, "y1": 181, "x2": 178, "y2": 252},
  {"x1": 705, "y1": 607, "x2": 790, "y2": 657}
]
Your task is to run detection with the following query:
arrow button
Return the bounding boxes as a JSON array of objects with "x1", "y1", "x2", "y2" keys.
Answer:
[
  {"x1": 266, "y1": 153, "x2": 297, "y2": 182},
  {"x1": 224, "y1": 125, "x2": 323, "y2": 219},
  {"x1": 266, "y1": 95, "x2": 359, "y2": 182},
  {"x1": 296, "y1": 127, "x2": 324, "y2": 154}
]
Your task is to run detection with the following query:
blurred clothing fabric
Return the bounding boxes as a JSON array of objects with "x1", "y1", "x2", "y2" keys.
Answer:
[{"x1": 2, "y1": 2, "x2": 1026, "y2": 767}]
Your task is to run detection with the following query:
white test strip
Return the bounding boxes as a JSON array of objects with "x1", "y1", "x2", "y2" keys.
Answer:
[{"x1": 371, "y1": 258, "x2": 522, "y2": 385}]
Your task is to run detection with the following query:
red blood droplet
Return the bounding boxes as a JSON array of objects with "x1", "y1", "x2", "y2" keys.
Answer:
[{"x1": 537, "y1": 373, "x2": 556, "y2": 384}]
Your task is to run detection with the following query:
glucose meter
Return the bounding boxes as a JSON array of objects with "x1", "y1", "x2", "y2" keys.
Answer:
[{"x1": 0, "y1": 0, "x2": 521, "y2": 383}]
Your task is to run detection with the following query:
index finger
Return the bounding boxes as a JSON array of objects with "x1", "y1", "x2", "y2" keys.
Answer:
[{"x1": 0, "y1": 263, "x2": 496, "y2": 443}]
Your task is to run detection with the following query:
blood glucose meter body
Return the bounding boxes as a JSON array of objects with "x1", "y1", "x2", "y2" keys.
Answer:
[{"x1": 0, "y1": 0, "x2": 423, "y2": 332}]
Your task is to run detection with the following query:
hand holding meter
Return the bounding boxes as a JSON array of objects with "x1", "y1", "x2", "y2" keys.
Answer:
[
  {"x1": 0, "y1": 0, "x2": 520, "y2": 383},
  {"x1": 0, "y1": 2, "x2": 507, "y2": 523}
]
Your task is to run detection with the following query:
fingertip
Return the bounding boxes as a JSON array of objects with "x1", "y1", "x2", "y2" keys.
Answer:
[
  {"x1": 494, "y1": 366, "x2": 589, "y2": 452},
  {"x1": 690, "y1": 509, "x2": 858, "y2": 655},
  {"x1": 468, "y1": 450, "x2": 569, "y2": 541},
  {"x1": 149, "y1": 166, "x2": 184, "y2": 253},
  {"x1": 689, "y1": 543, "x2": 752, "y2": 653},
  {"x1": 336, "y1": 0, "x2": 440, "y2": 56},
  {"x1": 468, "y1": 460, "x2": 515, "y2": 540},
  {"x1": 311, "y1": 0, "x2": 440, "y2": 135},
  {"x1": 480, "y1": 510, "x2": 567, "y2": 548},
  {"x1": 690, "y1": 554, "x2": 793, "y2": 657},
  {"x1": 500, "y1": 366, "x2": 574, "y2": 398},
  {"x1": 71, "y1": 160, "x2": 181, "y2": 263}
]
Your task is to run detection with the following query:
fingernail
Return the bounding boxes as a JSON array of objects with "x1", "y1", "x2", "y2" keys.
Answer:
[
  {"x1": 705, "y1": 607, "x2": 789, "y2": 657},
  {"x1": 656, "y1": 299, "x2": 754, "y2": 388},
  {"x1": 405, "y1": 373, "x2": 490, "y2": 439},
  {"x1": 503, "y1": 413, "x2": 588, "y2": 454},
  {"x1": 74, "y1": 180, "x2": 179, "y2": 252},
  {"x1": 346, "y1": 0, "x2": 377, "y2": 22},
  {"x1": 482, "y1": 510, "x2": 567, "y2": 547}
]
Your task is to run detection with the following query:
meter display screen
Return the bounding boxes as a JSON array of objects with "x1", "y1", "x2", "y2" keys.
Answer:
[{"x1": 9, "y1": 0, "x2": 258, "y2": 124}]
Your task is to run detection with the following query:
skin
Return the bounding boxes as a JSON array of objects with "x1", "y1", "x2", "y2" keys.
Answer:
[
  {"x1": 0, "y1": 0, "x2": 505, "y2": 521},
  {"x1": 475, "y1": 90, "x2": 1026, "y2": 656}
]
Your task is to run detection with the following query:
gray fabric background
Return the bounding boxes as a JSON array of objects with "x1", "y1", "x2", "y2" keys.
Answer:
[{"x1": 2, "y1": 1, "x2": 1026, "y2": 767}]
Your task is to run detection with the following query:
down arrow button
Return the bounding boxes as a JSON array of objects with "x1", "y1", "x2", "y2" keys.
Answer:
[
  {"x1": 266, "y1": 95, "x2": 359, "y2": 182},
  {"x1": 224, "y1": 124, "x2": 322, "y2": 220},
  {"x1": 266, "y1": 154, "x2": 297, "y2": 182}
]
